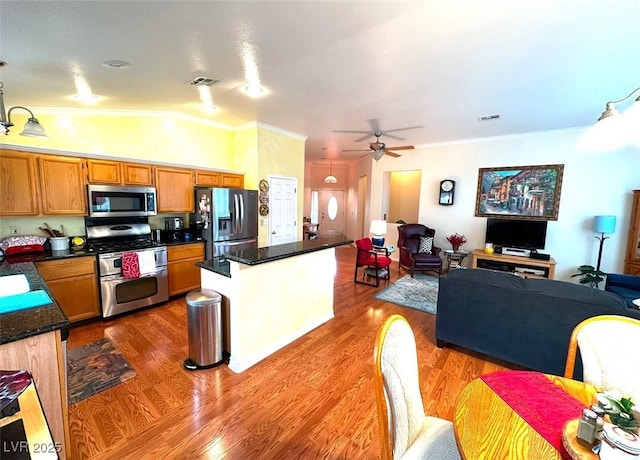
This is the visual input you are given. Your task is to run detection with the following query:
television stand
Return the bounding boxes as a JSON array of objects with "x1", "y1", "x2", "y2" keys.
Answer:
[{"x1": 471, "y1": 249, "x2": 556, "y2": 279}]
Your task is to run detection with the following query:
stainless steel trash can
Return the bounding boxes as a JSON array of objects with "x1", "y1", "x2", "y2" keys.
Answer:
[{"x1": 184, "y1": 288, "x2": 224, "y2": 370}]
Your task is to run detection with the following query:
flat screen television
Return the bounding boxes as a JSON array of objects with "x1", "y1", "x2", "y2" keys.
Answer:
[{"x1": 485, "y1": 218, "x2": 548, "y2": 250}]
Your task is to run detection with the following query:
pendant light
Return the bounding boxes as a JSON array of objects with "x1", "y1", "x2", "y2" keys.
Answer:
[
  {"x1": 324, "y1": 162, "x2": 337, "y2": 184},
  {"x1": 0, "y1": 64, "x2": 47, "y2": 137}
]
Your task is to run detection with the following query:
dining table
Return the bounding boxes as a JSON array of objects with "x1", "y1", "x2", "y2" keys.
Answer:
[{"x1": 454, "y1": 370, "x2": 600, "y2": 460}]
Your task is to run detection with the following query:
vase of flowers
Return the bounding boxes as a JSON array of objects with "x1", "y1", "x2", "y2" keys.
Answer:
[{"x1": 446, "y1": 233, "x2": 467, "y2": 252}]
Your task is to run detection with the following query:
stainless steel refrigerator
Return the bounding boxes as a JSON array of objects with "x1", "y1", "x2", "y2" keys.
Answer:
[{"x1": 194, "y1": 187, "x2": 259, "y2": 259}]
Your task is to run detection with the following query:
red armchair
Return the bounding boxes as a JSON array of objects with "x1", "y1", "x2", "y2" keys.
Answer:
[
  {"x1": 354, "y1": 238, "x2": 392, "y2": 287},
  {"x1": 397, "y1": 224, "x2": 443, "y2": 277}
]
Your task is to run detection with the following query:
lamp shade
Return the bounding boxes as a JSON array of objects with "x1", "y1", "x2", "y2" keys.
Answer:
[
  {"x1": 593, "y1": 215, "x2": 616, "y2": 234},
  {"x1": 20, "y1": 117, "x2": 47, "y2": 137},
  {"x1": 370, "y1": 220, "x2": 387, "y2": 236}
]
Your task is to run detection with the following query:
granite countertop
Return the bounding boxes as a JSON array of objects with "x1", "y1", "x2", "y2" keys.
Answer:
[
  {"x1": 0, "y1": 260, "x2": 70, "y2": 345},
  {"x1": 197, "y1": 237, "x2": 353, "y2": 277}
]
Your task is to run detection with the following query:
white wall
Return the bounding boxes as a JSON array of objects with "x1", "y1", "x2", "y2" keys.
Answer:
[{"x1": 367, "y1": 127, "x2": 640, "y2": 281}]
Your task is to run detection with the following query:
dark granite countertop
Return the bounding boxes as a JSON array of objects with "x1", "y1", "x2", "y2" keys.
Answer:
[
  {"x1": 197, "y1": 237, "x2": 352, "y2": 276},
  {"x1": 0, "y1": 260, "x2": 70, "y2": 345}
]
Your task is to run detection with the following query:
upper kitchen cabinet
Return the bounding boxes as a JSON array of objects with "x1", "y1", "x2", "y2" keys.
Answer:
[
  {"x1": 194, "y1": 170, "x2": 220, "y2": 187},
  {"x1": 194, "y1": 170, "x2": 244, "y2": 189},
  {"x1": 122, "y1": 162, "x2": 154, "y2": 186},
  {"x1": 0, "y1": 149, "x2": 40, "y2": 216},
  {"x1": 38, "y1": 155, "x2": 87, "y2": 215},
  {"x1": 155, "y1": 166, "x2": 194, "y2": 212},
  {"x1": 221, "y1": 173, "x2": 244, "y2": 189},
  {"x1": 86, "y1": 158, "x2": 122, "y2": 184},
  {"x1": 87, "y1": 159, "x2": 154, "y2": 186}
]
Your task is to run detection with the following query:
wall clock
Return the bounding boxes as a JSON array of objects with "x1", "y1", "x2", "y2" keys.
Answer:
[{"x1": 439, "y1": 180, "x2": 455, "y2": 205}]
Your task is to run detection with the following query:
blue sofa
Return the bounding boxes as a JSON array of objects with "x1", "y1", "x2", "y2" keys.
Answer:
[
  {"x1": 435, "y1": 269, "x2": 640, "y2": 378},
  {"x1": 605, "y1": 273, "x2": 640, "y2": 309}
]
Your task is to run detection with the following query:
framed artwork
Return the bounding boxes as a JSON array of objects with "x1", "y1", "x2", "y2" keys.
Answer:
[{"x1": 475, "y1": 164, "x2": 564, "y2": 220}]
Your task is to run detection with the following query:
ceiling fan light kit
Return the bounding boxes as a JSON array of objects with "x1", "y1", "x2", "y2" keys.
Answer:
[
  {"x1": 336, "y1": 124, "x2": 422, "y2": 160},
  {"x1": 0, "y1": 82, "x2": 47, "y2": 137}
]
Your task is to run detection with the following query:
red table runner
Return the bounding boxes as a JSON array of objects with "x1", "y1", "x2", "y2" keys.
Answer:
[{"x1": 481, "y1": 371, "x2": 587, "y2": 459}]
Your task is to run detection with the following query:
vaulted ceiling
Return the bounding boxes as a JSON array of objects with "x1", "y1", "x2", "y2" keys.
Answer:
[{"x1": 1, "y1": 1, "x2": 639, "y2": 163}]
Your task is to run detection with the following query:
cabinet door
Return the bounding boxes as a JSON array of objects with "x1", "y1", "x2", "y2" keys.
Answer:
[
  {"x1": 38, "y1": 156, "x2": 87, "y2": 215},
  {"x1": 624, "y1": 190, "x2": 640, "y2": 275},
  {"x1": 221, "y1": 173, "x2": 244, "y2": 189},
  {"x1": 194, "y1": 170, "x2": 220, "y2": 187},
  {"x1": 155, "y1": 167, "x2": 194, "y2": 212},
  {"x1": 122, "y1": 162, "x2": 154, "y2": 186},
  {"x1": 36, "y1": 257, "x2": 100, "y2": 322},
  {"x1": 167, "y1": 243, "x2": 205, "y2": 297},
  {"x1": 86, "y1": 159, "x2": 122, "y2": 184},
  {"x1": 0, "y1": 150, "x2": 40, "y2": 216}
]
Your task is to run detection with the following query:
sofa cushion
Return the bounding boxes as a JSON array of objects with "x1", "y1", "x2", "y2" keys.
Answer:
[
  {"x1": 524, "y1": 278, "x2": 628, "y2": 310},
  {"x1": 605, "y1": 285, "x2": 640, "y2": 309},
  {"x1": 446, "y1": 267, "x2": 524, "y2": 290}
]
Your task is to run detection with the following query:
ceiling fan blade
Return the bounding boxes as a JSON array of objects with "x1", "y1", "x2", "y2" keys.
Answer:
[
  {"x1": 332, "y1": 129, "x2": 372, "y2": 134},
  {"x1": 354, "y1": 132, "x2": 375, "y2": 142},
  {"x1": 386, "y1": 145, "x2": 414, "y2": 151},
  {"x1": 342, "y1": 148, "x2": 371, "y2": 152},
  {"x1": 383, "y1": 125, "x2": 425, "y2": 134},
  {"x1": 385, "y1": 151, "x2": 402, "y2": 158}
]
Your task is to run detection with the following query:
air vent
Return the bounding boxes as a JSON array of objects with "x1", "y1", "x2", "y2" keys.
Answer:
[
  {"x1": 478, "y1": 114, "x2": 501, "y2": 122},
  {"x1": 189, "y1": 76, "x2": 220, "y2": 86}
]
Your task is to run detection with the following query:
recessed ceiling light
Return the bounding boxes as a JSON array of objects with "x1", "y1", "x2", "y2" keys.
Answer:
[
  {"x1": 242, "y1": 84, "x2": 264, "y2": 97},
  {"x1": 102, "y1": 60, "x2": 131, "y2": 69}
]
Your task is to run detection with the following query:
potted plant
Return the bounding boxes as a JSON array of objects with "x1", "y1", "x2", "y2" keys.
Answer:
[
  {"x1": 571, "y1": 265, "x2": 606, "y2": 289},
  {"x1": 446, "y1": 233, "x2": 467, "y2": 252}
]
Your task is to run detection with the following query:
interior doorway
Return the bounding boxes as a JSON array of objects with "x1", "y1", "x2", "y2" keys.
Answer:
[
  {"x1": 269, "y1": 176, "x2": 298, "y2": 245},
  {"x1": 319, "y1": 189, "x2": 345, "y2": 236},
  {"x1": 358, "y1": 175, "x2": 368, "y2": 238}
]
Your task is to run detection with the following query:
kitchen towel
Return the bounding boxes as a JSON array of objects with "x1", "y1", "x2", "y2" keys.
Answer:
[
  {"x1": 121, "y1": 252, "x2": 140, "y2": 279},
  {"x1": 0, "y1": 290, "x2": 53, "y2": 315},
  {"x1": 138, "y1": 251, "x2": 156, "y2": 275}
]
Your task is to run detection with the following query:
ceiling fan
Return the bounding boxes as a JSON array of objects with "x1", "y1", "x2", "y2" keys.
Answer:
[{"x1": 334, "y1": 121, "x2": 423, "y2": 160}]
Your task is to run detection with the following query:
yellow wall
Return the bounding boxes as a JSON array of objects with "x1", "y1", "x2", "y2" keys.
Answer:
[
  {"x1": 388, "y1": 170, "x2": 421, "y2": 223},
  {"x1": 2, "y1": 111, "x2": 236, "y2": 170},
  {"x1": 1, "y1": 113, "x2": 307, "y2": 248}
]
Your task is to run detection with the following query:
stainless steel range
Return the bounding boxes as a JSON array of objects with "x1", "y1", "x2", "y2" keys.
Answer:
[{"x1": 85, "y1": 217, "x2": 169, "y2": 318}]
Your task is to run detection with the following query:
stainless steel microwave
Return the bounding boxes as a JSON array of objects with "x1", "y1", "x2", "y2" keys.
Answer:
[{"x1": 87, "y1": 184, "x2": 157, "y2": 217}]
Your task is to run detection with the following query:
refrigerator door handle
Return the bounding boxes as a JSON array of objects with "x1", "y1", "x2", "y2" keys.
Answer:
[
  {"x1": 239, "y1": 194, "x2": 244, "y2": 234},
  {"x1": 233, "y1": 193, "x2": 240, "y2": 234}
]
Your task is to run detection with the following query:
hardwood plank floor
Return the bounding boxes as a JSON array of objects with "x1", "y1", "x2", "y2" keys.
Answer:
[{"x1": 67, "y1": 245, "x2": 519, "y2": 459}]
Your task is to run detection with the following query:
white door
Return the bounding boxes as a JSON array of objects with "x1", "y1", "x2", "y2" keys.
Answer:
[
  {"x1": 269, "y1": 176, "x2": 297, "y2": 245},
  {"x1": 319, "y1": 189, "x2": 345, "y2": 236}
]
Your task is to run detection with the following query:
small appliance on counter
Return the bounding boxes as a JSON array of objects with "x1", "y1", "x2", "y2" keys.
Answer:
[
  {"x1": 188, "y1": 219, "x2": 205, "y2": 241},
  {"x1": 165, "y1": 217, "x2": 184, "y2": 243}
]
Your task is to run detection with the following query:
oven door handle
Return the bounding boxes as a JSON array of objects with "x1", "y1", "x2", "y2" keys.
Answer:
[{"x1": 101, "y1": 267, "x2": 166, "y2": 282}]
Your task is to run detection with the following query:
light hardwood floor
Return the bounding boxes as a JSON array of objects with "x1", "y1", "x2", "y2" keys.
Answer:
[{"x1": 68, "y1": 245, "x2": 518, "y2": 459}]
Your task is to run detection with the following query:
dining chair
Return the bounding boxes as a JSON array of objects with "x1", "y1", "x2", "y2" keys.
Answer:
[
  {"x1": 374, "y1": 314, "x2": 461, "y2": 460},
  {"x1": 354, "y1": 238, "x2": 392, "y2": 287},
  {"x1": 564, "y1": 315, "x2": 640, "y2": 401}
]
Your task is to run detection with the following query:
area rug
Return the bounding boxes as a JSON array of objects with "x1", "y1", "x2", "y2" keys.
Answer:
[
  {"x1": 67, "y1": 337, "x2": 136, "y2": 404},
  {"x1": 374, "y1": 274, "x2": 439, "y2": 315}
]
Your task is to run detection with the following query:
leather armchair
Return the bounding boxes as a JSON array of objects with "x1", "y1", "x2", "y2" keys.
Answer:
[{"x1": 397, "y1": 224, "x2": 443, "y2": 277}]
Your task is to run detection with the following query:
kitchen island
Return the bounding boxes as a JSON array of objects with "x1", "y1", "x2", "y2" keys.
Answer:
[
  {"x1": 0, "y1": 260, "x2": 70, "y2": 459},
  {"x1": 197, "y1": 237, "x2": 352, "y2": 373}
]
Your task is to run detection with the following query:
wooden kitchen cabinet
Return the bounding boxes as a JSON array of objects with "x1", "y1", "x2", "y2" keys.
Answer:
[
  {"x1": 167, "y1": 243, "x2": 205, "y2": 297},
  {"x1": 221, "y1": 173, "x2": 244, "y2": 188},
  {"x1": 38, "y1": 155, "x2": 87, "y2": 215},
  {"x1": 122, "y1": 162, "x2": 154, "y2": 185},
  {"x1": 194, "y1": 170, "x2": 220, "y2": 187},
  {"x1": 87, "y1": 159, "x2": 154, "y2": 186},
  {"x1": 36, "y1": 256, "x2": 101, "y2": 322},
  {"x1": 0, "y1": 149, "x2": 40, "y2": 216},
  {"x1": 86, "y1": 158, "x2": 122, "y2": 184},
  {"x1": 155, "y1": 166, "x2": 194, "y2": 212}
]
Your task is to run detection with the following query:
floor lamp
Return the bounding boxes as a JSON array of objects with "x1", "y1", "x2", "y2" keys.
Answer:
[{"x1": 593, "y1": 215, "x2": 616, "y2": 271}]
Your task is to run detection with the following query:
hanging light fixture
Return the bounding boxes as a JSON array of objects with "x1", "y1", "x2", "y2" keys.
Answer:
[
  {"x1": 0, "y1": 79, "x2": 48, "y2": 137},
  {"x1": 324, "y1": 162, "x2": 337, "y2": 184},
  {"x1": 581, "y1": 85, "x2": 640, "y2": 150}
]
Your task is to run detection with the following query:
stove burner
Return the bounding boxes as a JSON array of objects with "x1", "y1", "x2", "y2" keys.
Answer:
[{"x1": 88, "y1": 238, "x2": 164, "y2": 254}]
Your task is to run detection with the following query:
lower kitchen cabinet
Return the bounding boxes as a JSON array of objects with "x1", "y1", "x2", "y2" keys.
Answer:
[
  {"x1": 167, "y1": 242, "x2": 205, "y2": 297},
  {"x1": 36, "y1": 256, "x2": 101, "y2": 322}
]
